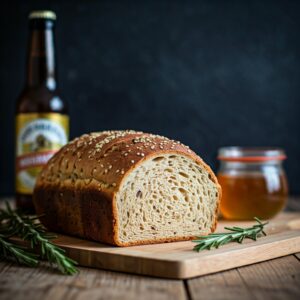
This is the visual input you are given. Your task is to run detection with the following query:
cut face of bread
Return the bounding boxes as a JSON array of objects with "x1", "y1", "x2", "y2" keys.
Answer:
[{"x1": 116, "y1": 153, "x2": 219, "y2": 245}]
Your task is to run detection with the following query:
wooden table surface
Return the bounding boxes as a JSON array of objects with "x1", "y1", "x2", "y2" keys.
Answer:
[{"x1": 1, "y1": 197, "x2": 300, "y2": 300}]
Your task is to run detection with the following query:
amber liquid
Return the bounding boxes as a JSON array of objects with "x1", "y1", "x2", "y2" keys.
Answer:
[{"x1": 218, "y1": 173, "x2": 288, "y2": 220}]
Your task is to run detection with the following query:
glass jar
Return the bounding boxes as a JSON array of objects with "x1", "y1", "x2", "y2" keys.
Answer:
[{"x1": 217, "y1": 147, "x2": 288, "y2": 220}]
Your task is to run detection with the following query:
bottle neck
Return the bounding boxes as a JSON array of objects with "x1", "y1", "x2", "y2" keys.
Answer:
[{"x1": 26, "y1": 27, "x2": 56, "y2": 90}]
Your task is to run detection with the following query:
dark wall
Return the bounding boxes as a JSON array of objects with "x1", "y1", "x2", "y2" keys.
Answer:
[{"x1": 0, "y1": 0, "x2": 299, "y2": 195}]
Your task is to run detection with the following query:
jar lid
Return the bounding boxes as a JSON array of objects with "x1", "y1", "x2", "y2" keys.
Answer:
[{"x1": 217, "y1": 147, "x2": 287, "y2": 162}]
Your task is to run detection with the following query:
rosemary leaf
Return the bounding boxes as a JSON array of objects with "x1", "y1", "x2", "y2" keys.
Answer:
[{"x1": 0, "y1": 235, "x2": 39, "y2": 267}]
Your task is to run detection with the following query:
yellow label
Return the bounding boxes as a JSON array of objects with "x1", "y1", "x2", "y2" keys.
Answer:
[{"x1": 16, "y1": 113, "x2": 69, "y2": 194}]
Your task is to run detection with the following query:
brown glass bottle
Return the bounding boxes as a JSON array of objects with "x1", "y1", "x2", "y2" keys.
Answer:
[{"x1": 15, "y1": 11, "x2": 69, "y2": 212}]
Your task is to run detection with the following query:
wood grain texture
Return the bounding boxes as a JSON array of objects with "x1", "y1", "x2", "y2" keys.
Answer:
[
  {"x1": 187, "y1": 255, "x2": 300, "y2": 300},
  {"x1": 187, "y1": 269, "x2": 255, "y2": 300},
  {"x1": 237, "y1": 255, "x2": 300, "y2": 300},
  {"x1": 0, "y1": 261, "x2": 187, "y2": 300},
  {"x1": 1, "y1": 257, "x2": 299, "y2": 300},
  {"x1": 49, "y1": 212, "x2": 300, "y2": 279}
]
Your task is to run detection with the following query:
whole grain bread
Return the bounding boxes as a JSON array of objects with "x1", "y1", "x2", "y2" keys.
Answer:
[{"x1": 33, "y1": 130, "x2": 221, "y2": 246}]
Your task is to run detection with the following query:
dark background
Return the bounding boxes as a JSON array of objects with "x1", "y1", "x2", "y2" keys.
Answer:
[{"x1": 0, "y1": 0, "x2": 299, "y2": 196}]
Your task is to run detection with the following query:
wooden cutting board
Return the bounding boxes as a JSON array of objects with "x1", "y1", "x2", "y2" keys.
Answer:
[{"x1": 53, "y1": 212, "x2": 300, "y2": 279}]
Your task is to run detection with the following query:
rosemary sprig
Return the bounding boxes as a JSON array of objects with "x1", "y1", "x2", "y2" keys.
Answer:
[
  {"x1": 193, "y1": 217, "x2": 268, "y2": 252},
  {"x1": 0, "y1": 202, "x2": 78, "y2": 275}
]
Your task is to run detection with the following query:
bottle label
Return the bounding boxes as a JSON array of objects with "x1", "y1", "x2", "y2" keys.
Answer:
[{"x1": 15, "y1": 113, "x2": 69, "y2": 194}]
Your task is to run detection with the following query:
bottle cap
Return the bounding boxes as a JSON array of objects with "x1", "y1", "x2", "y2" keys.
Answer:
[{"x1": 29, "y1": 11, "x2": 56, "y2": 21}]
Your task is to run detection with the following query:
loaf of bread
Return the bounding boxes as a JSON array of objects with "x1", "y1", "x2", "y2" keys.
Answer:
[{"x1": 33, "y1": 130, "x2": 221, "y2": 246}]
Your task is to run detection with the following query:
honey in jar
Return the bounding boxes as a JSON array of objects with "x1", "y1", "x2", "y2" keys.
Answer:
[{"x1": 217, "y1": 148, "x2": 288, "y2": 220}]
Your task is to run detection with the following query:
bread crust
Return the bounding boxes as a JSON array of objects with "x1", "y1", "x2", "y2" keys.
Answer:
[{"x1": 33, "y1": 130, "x2": 221, "y2": 246}]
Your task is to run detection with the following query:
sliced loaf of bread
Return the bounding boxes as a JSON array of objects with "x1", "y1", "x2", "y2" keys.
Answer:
[{"x1": 33, "y1": 130, "x2": 221, "y2": 246}]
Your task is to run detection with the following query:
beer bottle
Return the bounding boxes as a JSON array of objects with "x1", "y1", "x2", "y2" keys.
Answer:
[{"x1": 15, "y1": 11, "x2": 69, "y2": 211}]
